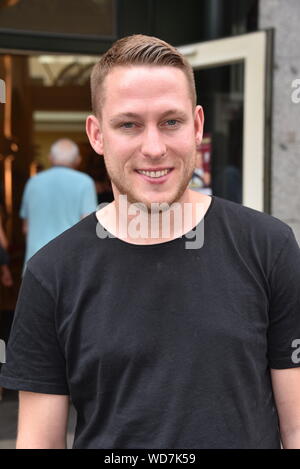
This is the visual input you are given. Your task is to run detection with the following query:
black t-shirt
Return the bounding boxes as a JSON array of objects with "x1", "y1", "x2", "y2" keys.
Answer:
[{"x1": 1, "y1": 195, "x2": 300, "y2": 449}]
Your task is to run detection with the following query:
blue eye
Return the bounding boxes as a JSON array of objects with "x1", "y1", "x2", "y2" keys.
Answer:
[
  {"x1": 166, "y1": 120, "x2": 179, "y2": 126},
  {"x1": 122, "y1": 122, "x2": 135, "y2": 129}
]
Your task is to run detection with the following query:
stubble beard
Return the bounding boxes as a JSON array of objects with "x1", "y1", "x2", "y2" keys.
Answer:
[{"x1": 105, "y1": 160, "x2": 196, "y2": 214}]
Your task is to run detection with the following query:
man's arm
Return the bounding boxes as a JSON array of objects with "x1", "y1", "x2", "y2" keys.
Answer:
[
  {"x1": 17, "y1": 391, "x2": 69, "y2": 449},
  {"x1": 271, "y1": 368, "x2": 300, "y2": 449}
]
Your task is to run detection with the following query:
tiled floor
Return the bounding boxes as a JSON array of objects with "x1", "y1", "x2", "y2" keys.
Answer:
[{"x1": 0, "y1": 390, "x2": 76, "y2": 449}]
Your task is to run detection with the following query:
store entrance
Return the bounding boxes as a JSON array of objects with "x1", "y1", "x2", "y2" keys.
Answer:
[
  {"x1": 0, "y1": 30, "x2": 271, "y2": 330},
  {"x1": 0, "y1": 51, "x2": 109, "y2": 317}
]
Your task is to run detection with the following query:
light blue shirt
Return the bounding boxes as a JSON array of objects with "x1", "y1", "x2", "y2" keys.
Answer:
[{"x1": 20, "y1": 166, "x2": 98, "y2": 265}]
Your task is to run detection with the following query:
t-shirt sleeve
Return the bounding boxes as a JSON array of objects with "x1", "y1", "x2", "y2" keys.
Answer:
[
  {"x1": 0, "y1": 267, "x2": 69, "y2": 394},
  {"x1": 80, "y1": 178, "x2": 98, "y2": 216},
  {"x1": 267, "y1": 227, "x2": 300, "y2": 369}
]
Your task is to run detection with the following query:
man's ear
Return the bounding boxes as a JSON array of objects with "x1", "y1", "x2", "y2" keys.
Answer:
[
  {"x1": 194, "y1": 105, "x2": 204, "y2": 146},
  {"x1": 86, "y1": 115, "x2": 104, "y2": 155}
]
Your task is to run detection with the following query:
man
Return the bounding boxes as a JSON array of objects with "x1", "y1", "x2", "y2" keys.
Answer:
[
  {"x1": 20, "y1": 138, "x2": 97, "y2": 266},
  {"x1": 0, "y1": 35, "x2": 300, "y2": 449}
]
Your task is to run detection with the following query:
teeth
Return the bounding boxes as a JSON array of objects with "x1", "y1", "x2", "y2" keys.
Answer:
[{"x1": 138, "y1": 169, "x2": 170, "y2": 178}]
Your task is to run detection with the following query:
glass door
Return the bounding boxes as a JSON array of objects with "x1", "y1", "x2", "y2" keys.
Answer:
[
  {"x1": 0, "y1": 51, "x2": 102, "y2": 311},
  {"x1": 180, "y1": 31, "x2": 271, "y2": 212}
]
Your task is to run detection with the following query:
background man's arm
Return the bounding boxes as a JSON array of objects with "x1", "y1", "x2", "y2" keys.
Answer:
[
  {"x1": 17, "y1": 391, "x2": 69, "y2": 449},
  {"x1": 271, "y1": 368, "x2": 300, "y2": 449}
]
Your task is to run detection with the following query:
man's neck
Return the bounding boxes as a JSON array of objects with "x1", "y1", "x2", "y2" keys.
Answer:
[
  {"x1": 96, "y1": 190, "x2": 212, "y2": 245},
  {"x1": 52, "y1": 164, "x2": 73, "y2": 169}
]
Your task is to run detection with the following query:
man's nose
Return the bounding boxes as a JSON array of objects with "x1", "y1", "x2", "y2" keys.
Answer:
[{"x1": 141, "y1": 127, "x2": 167, "y2": 159}]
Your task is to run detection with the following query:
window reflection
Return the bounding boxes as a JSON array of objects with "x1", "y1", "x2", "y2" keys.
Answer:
[{"x1": 193, "y1": 63, "x2": 244, "y2": 204}]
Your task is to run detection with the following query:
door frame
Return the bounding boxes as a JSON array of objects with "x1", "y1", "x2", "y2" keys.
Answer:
[{"x1": 179, "y1": 30, "x2": 273, "y2": 212}]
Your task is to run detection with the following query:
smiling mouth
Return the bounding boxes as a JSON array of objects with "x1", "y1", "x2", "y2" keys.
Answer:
[{"x1": 136, "y1": 168, "x2": 172, "y2": 178}]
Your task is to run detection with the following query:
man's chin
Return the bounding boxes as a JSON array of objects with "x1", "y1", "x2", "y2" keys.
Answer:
[
  {"x1": 114, "y1": 187, "x2": 189, "y2": 212},
  {"x1": 136, "y1": 195, "x2": 184, "y2": 213}
]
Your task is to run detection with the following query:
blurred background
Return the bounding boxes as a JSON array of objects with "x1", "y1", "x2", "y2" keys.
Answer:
[{"x1": 0, "y1": 0, "x2": 299, "y2": 448}]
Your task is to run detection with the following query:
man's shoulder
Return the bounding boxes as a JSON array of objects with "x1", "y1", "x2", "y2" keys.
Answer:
[
  {"x1": 64, "y1": 167, "x2": 94, "y2": 184},
  {"x1": 32, "y1": 167, "x2": 94, "y2": 183},
  {"x1": 214, "y1": 196, "x2": 293, "y2": 242},
  {"x1": 24, "y1": 168, "x2": 52, "y2": 187},
  {"x1": 26, "y1": 211, "x2": 98, "y2": 274}
]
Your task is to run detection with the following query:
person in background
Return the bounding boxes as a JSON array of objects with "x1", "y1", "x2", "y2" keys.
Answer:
[{"x1": 20, "y1": 138, "x2": 97, "y2": 267}]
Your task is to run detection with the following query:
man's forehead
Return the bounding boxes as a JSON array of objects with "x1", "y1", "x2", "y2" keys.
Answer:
[
  {"x1": 103, "y1": 64, "x2": 189, "y2": 92},
  {"x1": 101, "y1": 65, "x2": 192, "y2": 108},
  {"x1": 94, "y1": 64, "x2": 195, "y2": 118}
]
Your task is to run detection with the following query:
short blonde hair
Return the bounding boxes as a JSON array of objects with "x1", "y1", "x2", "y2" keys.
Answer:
[{"x1": 90, "y1": 34, "x2": 197, "y2": 115}]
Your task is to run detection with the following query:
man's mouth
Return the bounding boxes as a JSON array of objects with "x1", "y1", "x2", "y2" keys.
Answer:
[{"x1": 136, "y1": 168, "x2": 172, "y2": 179}]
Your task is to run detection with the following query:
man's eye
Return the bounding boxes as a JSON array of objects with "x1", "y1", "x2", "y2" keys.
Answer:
[
  {"x1": 121, "y1": 122, "x2": 135, "y2": 129},
  {"x1": 165, "y1": 120, "x2": 179, "y2": 127}
]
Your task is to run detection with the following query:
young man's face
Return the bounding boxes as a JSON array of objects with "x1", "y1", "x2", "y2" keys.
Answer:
[{"x1": 86, "y1": 65, "x2": 204, "y2": 209}]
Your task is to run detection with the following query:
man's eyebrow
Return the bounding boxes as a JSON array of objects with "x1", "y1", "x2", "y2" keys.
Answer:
[
  {"x1": 109, "y1": 113, "x2": 141, "y2": 123},
  {"x1": 160, "y1": 109, "x2": 188, "y2": 119},
  {"x1": 109, "y1": 109, "x2": 188, "y2": 123}
]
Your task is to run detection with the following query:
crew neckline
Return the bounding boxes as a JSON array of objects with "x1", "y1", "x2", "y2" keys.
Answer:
[{"x1": 93, "y1": 195, "x2": 216, "y2": 248}]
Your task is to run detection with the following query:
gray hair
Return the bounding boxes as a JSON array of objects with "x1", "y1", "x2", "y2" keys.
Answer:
[{"x1": 49, "y1": 139, "x2": 80, "y2": 166}]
